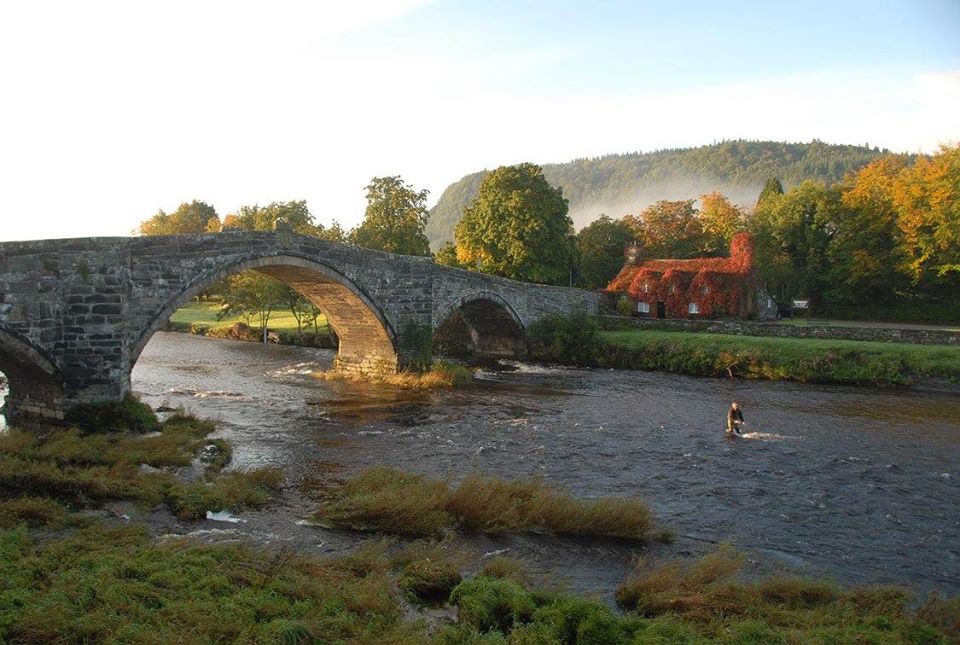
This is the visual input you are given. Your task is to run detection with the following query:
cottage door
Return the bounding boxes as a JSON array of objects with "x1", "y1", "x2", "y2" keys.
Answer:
[{"x1": 656, "y1": 301, "x2": 666, "y2": 318}]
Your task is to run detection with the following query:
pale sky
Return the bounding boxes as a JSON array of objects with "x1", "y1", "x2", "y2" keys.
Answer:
[{"x1": 1, "y1": 0, "x2": 958, "y2": 242}]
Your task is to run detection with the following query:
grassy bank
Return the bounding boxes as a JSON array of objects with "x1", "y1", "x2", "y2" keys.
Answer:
[
  {"x1": 601, "y1": 329, "x2": 960, "y2": 387},
  {"x1": 311, "y1": 466, "x2": 660, "y2": 541}
]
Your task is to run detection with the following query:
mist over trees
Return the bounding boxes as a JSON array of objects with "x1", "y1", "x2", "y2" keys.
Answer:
[{"x1": 425, "y1": 140, "x2": 895, "y2": 248}]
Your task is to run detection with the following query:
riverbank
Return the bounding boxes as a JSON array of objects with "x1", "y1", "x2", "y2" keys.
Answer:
[
  {"x1": 2, "y1": 405, "x2": 956, "y2": 642},
  {"x1": 600, "y1": 329, "x2": 960, "y2": 388}
]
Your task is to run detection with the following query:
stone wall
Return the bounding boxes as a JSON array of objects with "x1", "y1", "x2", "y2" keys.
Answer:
[{"x1": 597, "y1": 315, "x2": 960, "y2": 346}]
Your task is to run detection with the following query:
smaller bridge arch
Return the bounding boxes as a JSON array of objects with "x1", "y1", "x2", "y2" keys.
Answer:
[
  {"x1": 0, "y1": 327, "x2": 65, "y2": 421},
  {"x1": 130, "y1": 254, "x2": 399, "y2": 379},
  {"x1": 433, "y1": 291, "x2": 526, "y2": 359}
]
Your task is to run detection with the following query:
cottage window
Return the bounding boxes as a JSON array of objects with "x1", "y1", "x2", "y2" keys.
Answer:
[
  {"x1": 642, "y1": 283, "x2": 650, "y2": 294},
  {"x1": 668, "y1": 285, "x2": 676, "y2": 295},
  {"x1": 637, "y1": 301, "x2": 650, "y2": 314},
  {"x1": 688, "y1": 302, "x2": 699, "y2": 314},
  {"x1": 702, "y1": 285, "x2": 710, "y2": 295}
]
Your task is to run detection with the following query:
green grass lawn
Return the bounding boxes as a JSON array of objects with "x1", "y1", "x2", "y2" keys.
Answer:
[
  {"x1": 601, "y1": 329, "x2": 960, "y2": 385},
  {"x1": 777, "y1": 317, "x2": 960, "y2": 332},
  {"x1": 169, "y1": 301, "x2": 329, "y2": 333}
]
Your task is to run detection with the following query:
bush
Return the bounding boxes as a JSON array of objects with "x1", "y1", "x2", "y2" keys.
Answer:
[
  {"x1": 64, "y1": 394, "x2": 158, "y2": 434},
  {"x1": 526, "y1": 312, "x2": 603, "y2": 366},
  {"x1": 616, "y1": 295, "x2": 634, "y2": 316}
]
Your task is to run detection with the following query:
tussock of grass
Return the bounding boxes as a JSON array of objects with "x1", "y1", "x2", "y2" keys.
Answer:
[
  {"x1": 479, "y1": 556, "x2": 530, "y2": 586},
  {"x1": 607, "y1": 546, "x2": 951, "y2": 642},
  {"x1": 0, "y1": 496, "x2": 70, "y2": 529},
  {"x1": 393, "y1": 540, "x2": 467, "y2": 605},
  {"x1": 167, "y1": 468, "x2": 285, "y2": 521},
  {"x1": 316, "y1": 361, "x2": 474, "y2": 390},
  {"x1": 63, "y1": 394, "x2": 159, "y2": 433},
  {"x1": 313, "y1": 466, "x2": 656, "y2": 541}
]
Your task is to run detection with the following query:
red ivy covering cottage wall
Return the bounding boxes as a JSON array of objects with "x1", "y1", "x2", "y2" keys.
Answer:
[
  {"x1": 658, "y1": 269, "x2": 691, "y2": 318},
  {"x1": 606, "y1": 232, "x2": 758, "y2": 319},
  {"x1": 627, "y1": 268, "x2": 661, "y2": 310}
]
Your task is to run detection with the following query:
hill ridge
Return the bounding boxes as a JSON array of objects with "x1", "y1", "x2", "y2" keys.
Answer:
[{"x1": 426, "y1": 139, "x2": 896, "y2": 248}]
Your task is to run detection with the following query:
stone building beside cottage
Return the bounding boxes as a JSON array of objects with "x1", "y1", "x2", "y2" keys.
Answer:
[{"x1": 606, "y1": 232, "x2": 775, "y2": 320}]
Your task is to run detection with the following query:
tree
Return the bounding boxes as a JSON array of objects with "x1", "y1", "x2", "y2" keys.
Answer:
[
  {"x1": 828, "y1": 155, "x2": 911, "y2": 304},
  {"x1": 218, "y1": 271, "x2": 289, "y2": 333},
  {"x1": 455, "y1": 163, "x2": 576, "y2": 284},
  {"x1": 434, "y1": 241, "x2": 464, "y2": 269},
  {"x1": 228, "y1": 200, "x2": 323, "y2": 236},
  {"x1": 699, "y1": 192, "x2": 745, "y2": 254},
  {"x1": 623, "y1": 200, "x2": 709, "y2": 259},
  {"x1": 138, "y1": 200, "x2": 219, "y2": 235},
  {"x1": 758, "y1": 177, "x2": 784, "y2": 206},
  {"x1": 890, "y1": 144, "x2": 960, "y2": 295},
  {"x1": 576, "y1": 215, "x2": 633, "y2": 289},
  {"x1": 318, "y1": 220, "x2": 348, "y2": 243},
  {"x1": 350, "y1": 176, "x2": 431, "y2": 256},
  {"x1": 749, "y1": 181, "x2": 843, "y2": 303}
]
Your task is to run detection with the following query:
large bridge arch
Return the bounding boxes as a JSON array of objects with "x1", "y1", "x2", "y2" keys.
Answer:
[
  {"x1": 433, "y1": 291, "x2": 526, "y2": 358},
  {"x1": 0, "y1": 327, "x2": 64, "y2": 421},
  {"x1": 130, "y1": 253, "x2": 399, "y2": 378}
]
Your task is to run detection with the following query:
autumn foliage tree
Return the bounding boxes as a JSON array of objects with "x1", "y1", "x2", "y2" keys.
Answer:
[{"x1": 138, "y1": 200, "x2": 220, "y2": 235}]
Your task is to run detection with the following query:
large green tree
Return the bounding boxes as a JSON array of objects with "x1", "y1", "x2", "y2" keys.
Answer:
[
  {"x1": 138, "y1": 200, "x2": 219, "y2": 235},
  {"x1": 455, "y1": 163, "x2": 576, "y2": 284},
  {"x1": 576, "y1": 215, "x2": 634, "y2": 289},
  {"x1": 350, "y1": 176, "x2": 431, "y2": 256},
  {"x1": 750, "y1": 181, "x2": 843, "y2": 303}
]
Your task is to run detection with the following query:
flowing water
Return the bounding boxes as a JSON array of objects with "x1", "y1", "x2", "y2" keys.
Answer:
[{"x1": 92, "y1": 331, "x2": 960, "y2": 596}]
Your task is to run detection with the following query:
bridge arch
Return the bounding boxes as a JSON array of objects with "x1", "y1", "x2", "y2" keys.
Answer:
[
  {"x1": 0, "y1": 327, "x2": 65, "y2": 421},
  {"x1": 131, "y1": 254, "x2": 399, "y2": 377},
  {"x1": 433, "y1": 291, "x2": 526, "y2": 359}
]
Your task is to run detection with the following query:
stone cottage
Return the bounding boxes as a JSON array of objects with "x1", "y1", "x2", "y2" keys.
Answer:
[{"x1": 606, "y1": 232, "x2": 775, "y2": 319}]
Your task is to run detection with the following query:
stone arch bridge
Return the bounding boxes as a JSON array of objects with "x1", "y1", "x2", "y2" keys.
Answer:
[{"x1": 0, "y1": 229, "x2": 598, "y2": 422}]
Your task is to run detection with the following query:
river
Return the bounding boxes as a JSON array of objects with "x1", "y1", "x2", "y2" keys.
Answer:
[{"x1": 14, "y1": 331, "x2": 960, "y2": 598}]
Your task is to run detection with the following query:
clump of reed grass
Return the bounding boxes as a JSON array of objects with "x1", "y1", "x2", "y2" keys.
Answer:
[
  {"x1": 312, "y1": 466, "x2": 657, "y2": 541},
  {"x1": 0, "y1": 496, "x2": 70, "y2": 529},
  {"x1": 315, "y1": 360, "x2": 474, "y2": 390}
]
